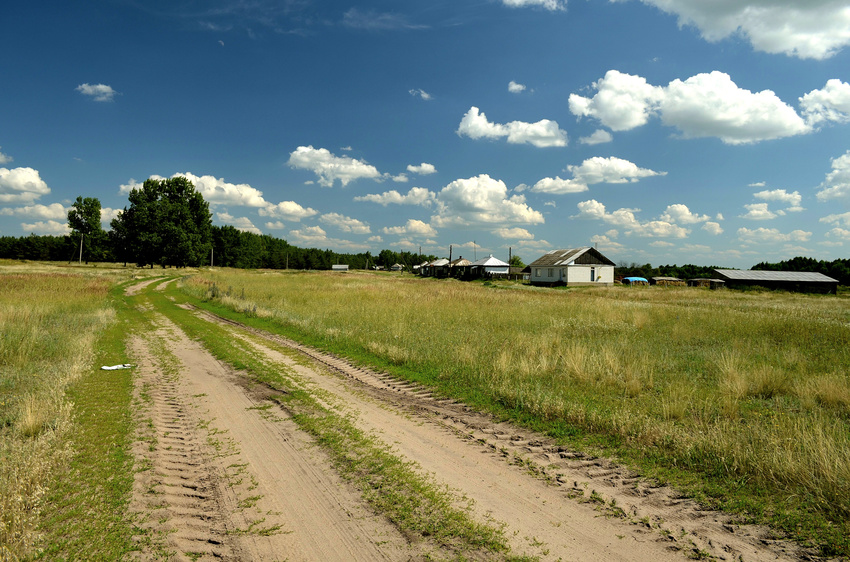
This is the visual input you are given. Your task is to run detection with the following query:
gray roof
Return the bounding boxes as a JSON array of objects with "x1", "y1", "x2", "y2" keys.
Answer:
[
  {"x1": 714, "y1": 269, "x2": 838, "y2": 283},
  {"x1": 429, "y1": 258, "x2": 449, "y2": 266},
  {"x1": 528, "y1": 247, "x2": 615, "y2": 267}
]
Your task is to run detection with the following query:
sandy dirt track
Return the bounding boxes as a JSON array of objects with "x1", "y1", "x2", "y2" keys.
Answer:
[{"x1": 125, "y1": 279, "x2": 813, "y2": 561}]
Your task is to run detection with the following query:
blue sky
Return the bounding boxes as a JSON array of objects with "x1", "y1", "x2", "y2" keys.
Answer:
[{"x1": 2, "y1": 0, "x2": 850, "y2": 268}]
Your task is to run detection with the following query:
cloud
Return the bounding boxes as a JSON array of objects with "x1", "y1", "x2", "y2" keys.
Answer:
[
  {"x1": 0, "y1": 202, "x2": 67, "y2": 219},
  {"x1": 391, "y1": 173, "x2": 409, "y2": 183},
  {"x1": 753, "y1": 188, "x2": 804, "y2": 212},
  {"x1": 342, "y1": 8, "x2": 426, "y2": 30},
  {"x1": 800, "y1": 79, "x2": 850, "y2": 126},
  {"x1": 287, "y1": 225, "x2": 371, "y2": 252},
  {"x1": 172, "y1": 172, "x2": 267, "y2": 207},
  {"x1": 702, "y1": 221, "x2": 724, "y2": 235},
  {"x1": 826, "y1": 227, "x2": 850, "y2": 241},
  {"x1": 508, "y1": 81, "x2": 527, "y2": 93},
  {"x1": 407, "y1": 162, "x2": 437, "y2": 175},
  {"x1": 288, "y1": 145, "x2": 382, "y2": 187},
  {"x1": 409, "y1": 88, "x2": 433, "y2": 100},
  {"x1": 354, "y1": 186, "x2": 435, "y2": 206},
  {"x1": 530, "y1": 177, "x2": 588, "y2": 194},
  {"x1": 495, "y1": 227, "x2": 535, "y2": 240},
  {"x1": 630, "y1": 0, "x2": 850, "y2": 60},
  {"x1": 382, "y1": 219, "x2": 437, "y2": 237},
  {"x1": 737, "y1": 227, "x2": 812, "y2": 244},
  {"x1": 739, "y1": 202, "x2": 778, "y2": 220},
  {"x1": 820, "y1": 212, "x2": 850, "y2": 227},
  {"x1": 660, "y1": 71, "x2": 809, "y2": 144},
  {"x1": 431, "y1": 174, "x2": 544, "y2": 228},
  {"x1": 579, "y1": 129, "x2": 613, "y2": 145},
  {"x1": 216, "y1": 212, "x2": 261, "y2": 234},
  {"x1": 572, "y1": 199, "x2": 690, "y2": 238},
  {"x1": 0, "y1": 147, "x2": 12, "y2": 165},
  {"x1": 0, "y1": 167, "x2": 50, "y2": 204},
  {"x1": 502, "y1": 0, "x2": 565, "y2": 10},
  {"x1": 568, "y1": 156, "x2": 665, "y2": 184},
  {"x1": 659, "y1": 203, "x2": 709, "y2": 224},
  {"x1": 570, "y1": 70, "x2": 810, "y2": 144},
  {"x1": 570, "y1": 71, "x2": 663, "y2": 131},
  {"x1": 320, "y1": 212, "x2": 371, "y2": 234},
  {"x1": 76, "y1": 83, "x2": 118, "y2": 102},
  {"x1": 258, "y1": 200, "x2": 318, "y2": 221},
  {"x1": 530, "y1": 156, "x2": 664, "y2": 195},
  {"x1": 21, "y1": 219, "x2": 70, "y2": 234},
  {"x1": 457, "y1": 107, "x2": 567, "y2": 147},
  {"x1": 815, "y1": 150, "x2": 850, "y2": 201}
]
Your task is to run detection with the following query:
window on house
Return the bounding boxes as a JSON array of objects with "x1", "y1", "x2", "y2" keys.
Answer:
[
  {"x1": 535, "y1": 268, "x2": 540, "y2": 277},
  {"x1": 548, "y1": 268, "x2": 553, "y2": 277},
  {"x1": 591, "y1": 267, "x2": 596, "y2": 282}
]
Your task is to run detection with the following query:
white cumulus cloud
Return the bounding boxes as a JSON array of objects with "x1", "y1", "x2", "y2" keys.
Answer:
[
  {"x1": 354, "y1": 187, "x2": 435, "y2": 207},
  {"x1": 0, "y1": 202, "x2": 67, "y2": 219},
  {"x1": 258, "y1": 200, "x2": 318, "y2": 221},
  {"x1": 572, "y1": 199, "x2": 689, "y2": 238},
  {"x1": 737, "y1": 227, "x2": 812, "y2": 244},
  {"x1": 382, "y1": 219, "x2": 437, "y2": 237},
  {"x1": 508, "y1": 81, "x2": 527, "y2": 93},
  {"x1": 320, "y1": 212, "x2": 371, "y2": 234},
  {"x1": 740, "y1": 203, "x2": 779, "y2": 220},
  {"x1": 407, "y1": 162, "x2": 437, "y2": 175},
  {"x1": 530, "y1": 156, "x2": 664, "y2": 195},
  {"x1": 753, "y1": 188, "x2": 804, "y2": 212},
  {"x1": 659, "y1": 203, "x2": 710, "y2": 224},
  {"x1": 815, "y1": 150, "x2": 850, "y2": 201},
  {"x1": 495, "y1": 227, "x2": 535, "y2": 240},
  {"x1": 457, "y1": 107, "x2": 568, "y2": 147},
  {"x1": 432, "y1": 174, "x2": 544, "y2": 228},
  {"x1": 0, "y1": 147, "x2": 12, "y2": 165},
  {"x1": 0, "y1": 167, "x2": 50, "y2": 204},
  {"x1": 76, "y1": 83, "x2": 118, "y2": 102},
  {"x1": 570, "y1": 70, "x2": 810, "y2": 144},
  {"x1": 579, "y1": 129, "x2": 613, "y2": 145},
  {"x1": 288, "y1": 146, "x2": 382, "y2": 187},
  {"x1": 21, "y1": 219, "x2": 70, "y2": 234},
  {"x1": 630, "y1": 0, "x2": 850, "y2": 60},
  {"x1": 800, "y1": 79, "x2": 850, "y2": 126},
  {"x1": 502, "y1": 0, "x2": 564, "y2": 10}
]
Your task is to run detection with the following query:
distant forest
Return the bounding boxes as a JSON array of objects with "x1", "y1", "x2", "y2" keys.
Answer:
[
  {"x1": 1, "y1": 230, "x2": 847, "y2": 285},
  {"x1": 0, "y1": 226, "x2": 436, "y2": 271}
]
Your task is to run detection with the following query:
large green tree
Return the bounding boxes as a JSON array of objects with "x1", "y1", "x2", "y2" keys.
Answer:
[
  {"x1": 113, "y1": 177, "x2": 212, "y2": 267},
  {"x1": 67, "y1": 196, "x2": 106, "y2": 263}
]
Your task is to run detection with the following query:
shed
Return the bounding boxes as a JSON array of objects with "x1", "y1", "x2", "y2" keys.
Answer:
[
  {"x1": 713, "y1": 269, "x2": 838, "y2": 294},
  {"x1": 621, "y1": 276, "x2": 648, "y2": 286},
  {"x1": 528, "y1": 247, "x2": 615, "y2": 286},
  {"x1": 331, "y1": 264, "x2": 349, "y2": 272},
  {"x1": 687, "y1": 278, "x2": 725, "y2": 290},
  {"x1": 390, "y1": 263, "x2": 405, "y2": 272},
  {"x1": 650, "y1": 276, "x2": 685, "y2": 287}
]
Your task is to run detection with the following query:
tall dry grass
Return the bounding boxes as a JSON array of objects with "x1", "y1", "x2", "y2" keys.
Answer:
[
  {"x1": 182, "y1": 270, "x2": 850, "y2": 526},
  {"x1": 0, "y1": 272, "x2": 114, "y2": 561}
]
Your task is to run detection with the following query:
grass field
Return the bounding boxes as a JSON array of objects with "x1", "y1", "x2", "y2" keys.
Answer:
[
  {"x1": 0, "y1": 262, "x2": 165, "y2": 561},
  {"x1": 182, "y1": 268, "x2": 850, "y2": 556}
]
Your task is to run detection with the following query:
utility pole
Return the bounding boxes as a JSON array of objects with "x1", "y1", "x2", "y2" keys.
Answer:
[{"x1": 78, "y1": 234, "x2": 83, "y2": 265}]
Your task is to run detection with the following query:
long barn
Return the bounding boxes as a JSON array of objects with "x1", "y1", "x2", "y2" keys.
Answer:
[{"x1": 713, "y1": 269, "x2": 839, "y2": 294}]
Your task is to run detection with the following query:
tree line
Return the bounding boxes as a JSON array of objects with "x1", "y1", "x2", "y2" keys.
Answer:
[{"x1": 0, "y1": 177, "x2": 437, "y2": 270}]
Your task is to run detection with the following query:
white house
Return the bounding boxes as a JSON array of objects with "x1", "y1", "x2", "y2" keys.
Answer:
[{"x1": 528, "y1": 247, "x2": 615, "y2": 286}]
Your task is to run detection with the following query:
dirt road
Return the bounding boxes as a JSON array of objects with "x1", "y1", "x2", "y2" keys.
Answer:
[{"x1": 125, "y1": 279, "x2": 809, "y2": 561}]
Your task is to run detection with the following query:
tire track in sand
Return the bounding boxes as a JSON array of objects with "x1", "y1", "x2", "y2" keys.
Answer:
[
  {"x1": 126, "y1": 284, "x2": 418, "y2": 561},
  {"x1": 189, "y1": 305, "x2": 816, "y2": 562}
]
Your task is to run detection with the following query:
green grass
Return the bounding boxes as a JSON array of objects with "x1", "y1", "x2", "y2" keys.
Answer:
[
  {"x1": 36, "y1": 282, "x2": 141, "y2": 560},
  {"x1": 178, "y1": 268, "x2": 850, "y2": 556}
]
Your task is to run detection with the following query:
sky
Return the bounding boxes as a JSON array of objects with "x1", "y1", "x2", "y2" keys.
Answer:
[{"x1": 2, "y1": 0, "x2": 850, "y2": 269}]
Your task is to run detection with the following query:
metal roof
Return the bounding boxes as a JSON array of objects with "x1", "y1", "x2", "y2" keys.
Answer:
[
  {"x1": 470, "y1": 254, "x2": 509, "y2": 267},
  {"x1": 528, "y1": 247, "x2": 615, "y2": 267},
  {"x1": 714, "y1": 269, "x2": 838, "y2": 283},
  {"x1": 429, "y1": 258, "x2": 449, "y2": 266}
]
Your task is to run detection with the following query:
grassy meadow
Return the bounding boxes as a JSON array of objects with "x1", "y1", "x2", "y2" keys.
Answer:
[
  {"x1": 183, "y1": 268, "x2": 850, "y2": 555},
  {"x1": 0, "y1": 262, "x2": 166, "y2": 561}
]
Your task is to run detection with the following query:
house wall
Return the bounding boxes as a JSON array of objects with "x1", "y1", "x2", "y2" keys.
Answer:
[{"x1": 531, "y1": 265, "x2": 614, "y2": 286}]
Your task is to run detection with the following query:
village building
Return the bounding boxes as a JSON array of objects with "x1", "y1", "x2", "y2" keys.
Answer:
[
  {"x1": 713, "y1": 269, "x2": 839, "y2": 294},
  {"x1": 527, "y1": 247, "x2": 615, "y2": 287},
  {"x1": 469, "y1": 254, "x2": 510, "y2": 278}
]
